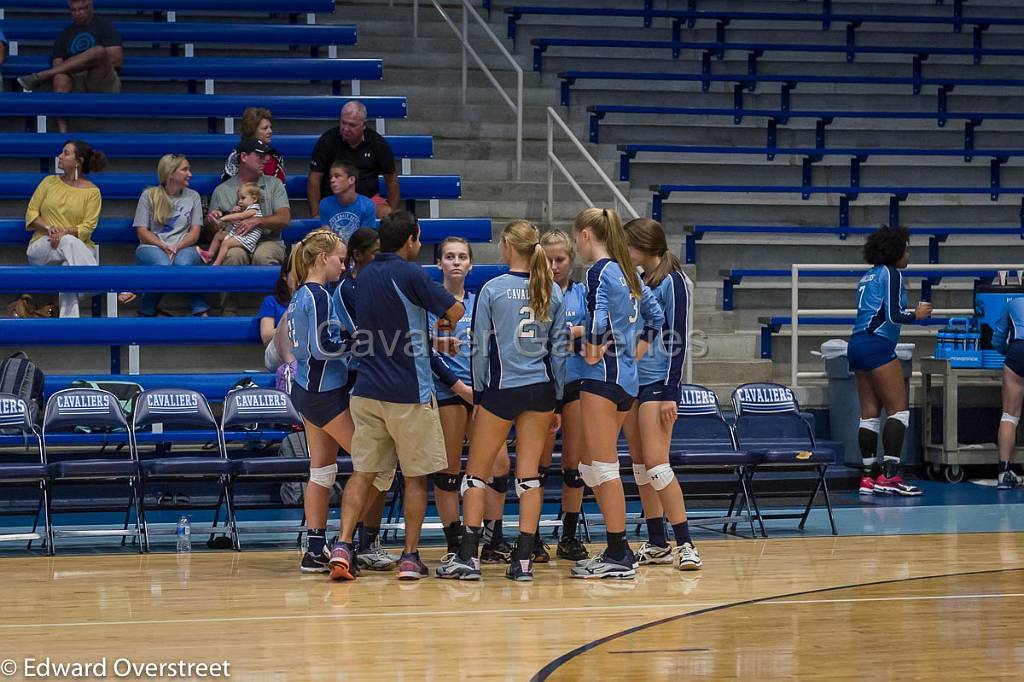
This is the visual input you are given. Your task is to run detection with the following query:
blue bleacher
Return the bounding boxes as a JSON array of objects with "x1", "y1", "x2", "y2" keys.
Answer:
[
  {"x1": 0, "y1": 0, "x2": 335, "y2": 13},
  {"x1": 0, "y1": 93, "x2": 406, "y2": 122},
  {"x1": 0, "y1": 133, "x2": 432, "y2": 162},
  {"x1": 0, "y1": 217, "x2": 491, "y2": 246},
  {"x1": 759, "y1": 316, "x2": 953, "y2": 359},
  {"x1": 685, "y1": 225, "x2": 1024, "y2": 265},
  {"x1": 0, "y1": 173, "x2": 461, "y2": 202},
  {"x1": 0, "y1": 20, "x2": 356, "y2": 50}
]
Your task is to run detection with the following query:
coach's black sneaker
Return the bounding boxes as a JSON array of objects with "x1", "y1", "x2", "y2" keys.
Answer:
[
  {"x1": 506, "y1": 557, "x2": 534, "y2": 582},
  {"x1": 480, "y1": 540, "x2": 512, "y2": 564},
  {"x1": 557, "y1": 537, "x2": 589, "y2": 561},
  {"x1": 532, "y1": 540, "x2": 551, "y2": 564},
  {"x1": 998, "y1": 469, "x2": 1022, "y2": 490},
  {"x1": 300, "y1": 547, "x2": 331, "y2": 574}
]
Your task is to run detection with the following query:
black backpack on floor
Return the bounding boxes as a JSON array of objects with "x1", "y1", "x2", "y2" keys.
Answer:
[{"x1": 0, "y1": 352, "x2": 45, "y2": 430}]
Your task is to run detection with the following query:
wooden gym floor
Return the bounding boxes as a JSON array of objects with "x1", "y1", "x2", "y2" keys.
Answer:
[{"x1": 1, "y1": 532, "x2": 1023, "y2": 680}]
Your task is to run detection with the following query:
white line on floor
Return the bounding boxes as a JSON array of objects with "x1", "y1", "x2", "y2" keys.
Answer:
[{"x1": 762, "y1": 592, "x2": 1024, "y2": 606}]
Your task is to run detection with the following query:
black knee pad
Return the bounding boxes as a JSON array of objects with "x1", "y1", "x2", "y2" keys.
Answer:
[
  {"x1": 562, "y1": 468, "x2": 585, "y2": 489},
  {"x1": 538, "y1": 466, "x2": 550, "y2": 486},
  {"x1": 488, "y1": 475, "x2": 511, "y2": 494},
  {"x1": 432, "y1": 472, "x2": 462, "y2": 492}
]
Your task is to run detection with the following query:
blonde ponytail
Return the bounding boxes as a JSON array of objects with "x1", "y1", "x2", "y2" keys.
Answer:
[
  {"x1": 573, "y1": 207, "x2": 643, "y2": 299},
  {"x1": 290, "y1": 228, "x2": 342, "y2": 283},
  {"x1": 502, "y1": 220, "x2": 553, "y2": 321}
]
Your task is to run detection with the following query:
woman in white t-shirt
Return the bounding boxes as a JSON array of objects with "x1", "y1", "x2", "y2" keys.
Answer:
[{"x1": 133, "y1": 154, "x2": 209, "y2": 317}]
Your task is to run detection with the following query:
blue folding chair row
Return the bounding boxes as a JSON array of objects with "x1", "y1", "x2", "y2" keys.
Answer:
[
  {"x1": 666, "y1": 382, "x2": 838, "y2": 536},
  {"x1": 684, "y1": 225, "x2": 1024, "y2": 265},
  {"x1": 0, "y1": 386, "x2": 307, "y2": 553}
]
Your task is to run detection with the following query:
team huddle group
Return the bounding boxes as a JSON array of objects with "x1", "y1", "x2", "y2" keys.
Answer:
[{"x1": 280, "y1": 207, "x2": 700, "y2": 582}]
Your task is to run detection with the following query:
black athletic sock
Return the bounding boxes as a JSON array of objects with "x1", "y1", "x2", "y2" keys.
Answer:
[
  {"x1": 306, "y1": 528, "x2": 326, "y2": 556},
  {"x1": 671, "y1": 521, "x2": 692, "y2": 547},
  {"x1": 882, "y1": 417, "x2": 907, "y2": 470},
  {"x1": 484, "y1": 519, "x2": 504, "y2": 548},
  {"x1": 512, "y1": 532, "x2": 535, "y2": 561},
  {"x1": 606, "y1": 531, "x2": 628, "y2": 561},
  {"x1": 459, "y1": 526, "x2": 481, "y2": 562},
  {"x1": 646, "y1": 517, "x2": 668, "y2": 548},
  {"x1": 354, "y1": 522, "x2": 364, "y2": 550},
  {"x1": 999, "y1": 460, "x2": 1012, "y2": 474},
  {"x1": 561, "y1": 511, "x2": 580, "y2": 540},
  {"x1": 359, "y1": 526, "x2": 380, "y2": 552},
  {"x1": 858, "y1": 427, "x2": 878, "y2": 474},
  {"x1": 882, "y1": 456, "x2": 901, "y2": 479},
  {"x1": 442, "y1": 521, "x2": 463, "y2": 554}
]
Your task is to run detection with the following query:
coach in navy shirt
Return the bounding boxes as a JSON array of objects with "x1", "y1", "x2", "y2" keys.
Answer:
[{"x1": 332, "y1": 210, "x2": 464, "y2": 579}]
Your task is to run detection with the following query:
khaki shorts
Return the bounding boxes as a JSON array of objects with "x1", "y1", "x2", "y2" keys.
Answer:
[
  {"x1": 72, "y1": 68, "x2": 121, "y2": 93},
  {"x1": 350, "y1": 396, "x2": 447, "y2": 478}
]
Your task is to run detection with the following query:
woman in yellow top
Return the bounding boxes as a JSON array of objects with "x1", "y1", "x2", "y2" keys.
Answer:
[{"x1": 25, "y1": 140, "x2": 106, "y2": 318}]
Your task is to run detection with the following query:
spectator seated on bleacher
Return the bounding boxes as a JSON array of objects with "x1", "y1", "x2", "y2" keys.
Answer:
[
  {"x1": 319, "y1": 161, "x2": 378, "y2": 243},
  {"x1": 261, "y1": 261, "x2": 296, "y2": 373},
  {"x1": 202, "y1": 182, "x2": 265, "y2": 266},
  {"x1": 133, "y1": 153, "x2": 209, "y2": 318},
  {"x1": 25, "y1": 140, "x2": 106, "y2": 318},
  {"x1": 222, "y1": 107, "x2": 286, "y2": 184},
  {"x1": 308, "y1": 100, "x2": 398, "y2": 221},
  {"x1": 207, "y1": 137, "x2": 290, "y2": 264},
  {"x1": 16, "y1": 0, "x2": 123, "y2": 134}
]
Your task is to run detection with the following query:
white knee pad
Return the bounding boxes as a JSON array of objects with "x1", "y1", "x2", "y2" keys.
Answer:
[
  {"x1": 859, "y1": 417, "x2": 881, "y2": 433},
  {"x1": 373, "y1": 468, "x2": 396, "y2": 492},
  {"x1": 632, "y1": 463, "x2": 651, "y2": 486},
  {"x1": 309, "y1": 463, "x2": 338, "y2": 489},
  {"x1": 460, "y1": 475, "x2": 488, "y2": 497},
  {"x1": 515, "y1": 477, "x2": 543, "y2": 497},
  {"x1": 888, "y1": 410, "x2": 910, "y2": 428},
  {"x1": 647, "y1": 463, "x2": 676, "y2": 491},
  {"x1": 1002, "y1": 412, "x2": 1021, "y2": 426},
  {"x1": 591, "y1": 460, "x2": 620, "y2": 487},
  {"x1": 578, "y1": 463, "x2": 598, "y2": 488}
]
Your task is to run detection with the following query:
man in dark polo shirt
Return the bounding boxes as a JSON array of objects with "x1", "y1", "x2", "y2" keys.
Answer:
[
  {"x1": 17, "y1": 0, "x2": 123, "y2": 133},
  {"x1": 307, "y1": 100, "x2": 400, "y2": 220},
  {"x1": 326, "y1": 211, "x2": 463, "y2": 582}
]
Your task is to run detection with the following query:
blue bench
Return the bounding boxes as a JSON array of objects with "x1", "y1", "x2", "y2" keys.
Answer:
[
  {"x1": 685, "y1": 225, "x2": 1024, "y2": 265},
  {"x1": 506, "y1": 6, "x2": 1024, "y2": 45},
  {"x1": 617, "y1": 144, "x2": 1024, "y2": 183},
  {"x1": 44, "y1": 373, "x2": 274, "y2": 401},
  {"x1": 0, "y1": 0, "x2": 334, "y2": 11},
  {"x1": 650, "y1": 184, "x2": 1024, "y2": 224},
  {"x1": 0, "y1": 94, "x2": 405, "y2": 136},
  {"x1": 0, "y1": 173, "x2": 462, "y2": 204},
  {"x1": 558, "y1": 69, "x2": 1024, "y2": 107},
  {"x1": 3, "y1": 57, "x2": 381, "y2": 96},
  {"x1": 0, "y1": 21, "x2": 355, "y2": 56},
  {"x1": 0, "y1": 317, "x2": 262, "y2": 346},
  {"x1": 759, "y1": 315, "x2": 953, "y2": 359},
  {"x1": 0, "y1": 217, "x2": 491, "y2": 247},
  {"x1": 587, "y1": 104, "x2": 1024, "y2": 146},
  {"x1": 531, "y1": 37, "x2": 1024, "y2": 73},
  {"x1": 723, "y1": 267, "x2": 998, "y2": 311}
]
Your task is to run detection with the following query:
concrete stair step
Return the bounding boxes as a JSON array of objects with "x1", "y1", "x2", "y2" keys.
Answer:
[
  {"x1": 694, "y1": 332, "x2": 760, "y2": 361},
  {"x1": 692, "y1": 359, "x2": 774, "y2": 385}
]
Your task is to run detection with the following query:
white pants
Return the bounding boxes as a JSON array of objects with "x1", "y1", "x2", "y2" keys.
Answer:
[{"x1": 26, "y1": 235, "x2": 99, "y2": 318}]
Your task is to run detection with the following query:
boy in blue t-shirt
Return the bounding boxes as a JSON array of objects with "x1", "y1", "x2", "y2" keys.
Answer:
[{"x1": 318, "y1": 161, "x2": 378, "y2": 243}]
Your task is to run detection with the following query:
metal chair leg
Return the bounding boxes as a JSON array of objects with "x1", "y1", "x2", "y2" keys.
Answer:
[
  {"x1": 224, "y1": 478, "x2": 241, "y2": 551},
  {"x1": 742, "y1": 469, "x2": 768, "y2": 538},
  {"x1": 27, "y1": 492, "x2": 43, "y2": 551},
  {"x1": 819, "y1": 468, "x2": 838, "y2": 535},
  {"x1": 798, "y1": 466, "x2": 826, "y2": 530}
]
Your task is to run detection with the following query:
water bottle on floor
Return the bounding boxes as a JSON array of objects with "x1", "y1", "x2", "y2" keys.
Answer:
[{"x1": 176, "y1": 515, "x2": 191, "y2": 553}]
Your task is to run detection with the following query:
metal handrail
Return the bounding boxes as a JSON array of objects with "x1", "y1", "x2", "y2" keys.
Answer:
[
  {"x1": 788, "y1": 262, "x2": 1024, "y2": 386},
  {"x1": 426, "y1": 0, "x2": 523, "y2": 179},
  {"x1": 546, "y1": 105, "x2": 693, "y2": 383}
]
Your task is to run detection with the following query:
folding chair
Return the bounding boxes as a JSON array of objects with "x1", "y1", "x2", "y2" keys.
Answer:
[
  {"x1": 731, "y1": 382, "x2": 838, "y2": 536},
  {"x1": 43, "y1": 387, "x2": 144, "y2": 552},
  {"x1": 220, "y1": 387, "x2": 311, "y2": 547},
  {"x1": 0, "y1": 393, "x2": 53, "y2": 553},
  {"x1": 670, "y1": 384, "x2": 765, "y2": 538},
  {"x1": 131, "y1": 388, "x2": 236, "y2": 552}
]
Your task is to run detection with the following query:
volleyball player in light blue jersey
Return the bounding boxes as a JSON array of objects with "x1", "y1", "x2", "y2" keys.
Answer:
[
  {"x1": 621, "y1": 217, "x2": 701, "y2": 572},
  {"x1": 437, "y1": 220, "x2": 566, "y2": 582},
  {"x1": 428, "y1": 237, "x2": 514, "y2": 562},
  {"x1": 539, "y1": 229, "x2": 590, "y2": 562},
  {"x1": 570, "y1": 208, "x2": 664, "y2": 580},
  {"x1": 284, "y1": 229, "x2": 355, "y2": 574},
  {"x1": 848, "y1": 227, "x2": 931, "y2": 498},
  {"x1": 992, "y1": 297, "x2": 1024, "y2": 488}
]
